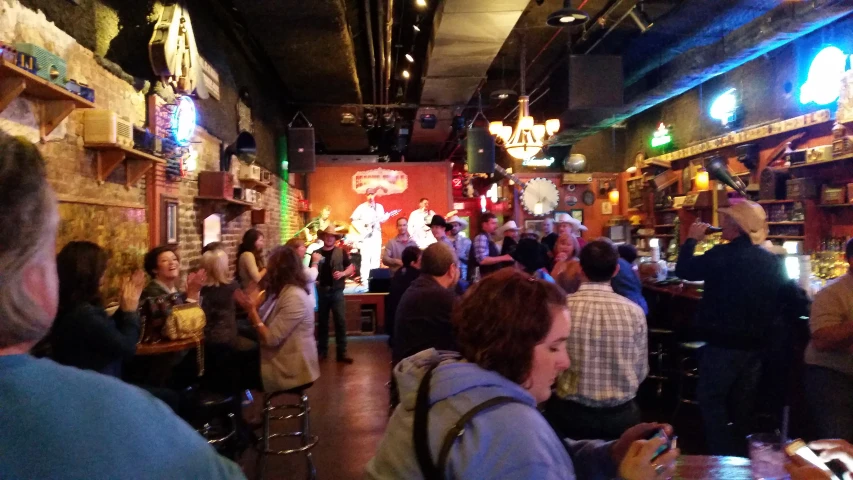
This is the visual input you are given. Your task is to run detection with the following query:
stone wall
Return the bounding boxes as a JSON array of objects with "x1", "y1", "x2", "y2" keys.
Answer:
[{"x1": 0, "y1": 0, "x2": 303, "y2": 297}]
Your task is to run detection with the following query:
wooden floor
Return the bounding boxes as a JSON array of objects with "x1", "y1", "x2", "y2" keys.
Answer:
[{"x1": 241, "y1": 336, "x2": 392, "y2": 480}]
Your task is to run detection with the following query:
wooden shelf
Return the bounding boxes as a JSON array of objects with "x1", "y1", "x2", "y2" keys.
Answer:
[
  {"x1": 819, "y1": 204, "x2": 853, "y2": 209},
  {"x1": 758, "y1": 199, "x2": 796, "y2": 205},
  {"x1": 655, "y1": 224, "x2": 676, "y2": 228},
  {"x1": 767, "y1": 235, "x2": 805, "y2": 240},
  {"x1": 0, "y1": 59, "x2": 95, "y2": 140},
  {"x1": 768, "y1": 222, "x2": 805, "y2": 225},
  {"x1": 239, "y1": 178, "x2": 270, "y2": 192},
  {"x1": 195, "y1": 196, "x2": 254, "y2": 208},
  {"x1": 785, "y1": 151, "x2": 853, "y2": 171},
  {"x1": 86, "y1": 144, "x2": 166, "y2": 187}
]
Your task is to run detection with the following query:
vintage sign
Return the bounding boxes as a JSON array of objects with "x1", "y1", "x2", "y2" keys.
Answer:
[{"x1": 351, "y1": 168, "x2": 409, "y2": 195}]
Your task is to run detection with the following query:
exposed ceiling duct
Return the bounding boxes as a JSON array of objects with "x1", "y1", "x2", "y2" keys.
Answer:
[{"x1": 408, "y1": 0, "x2": 532, "y2": 160}]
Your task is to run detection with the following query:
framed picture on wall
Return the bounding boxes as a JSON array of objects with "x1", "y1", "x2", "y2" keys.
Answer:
[
  {"x1": 524, "y1": 219, "x2": 544, "y2": 235},
  {"x1": 570, "y1": 209, "x2": 584, "y2": 224},
  {"x1": 161, "y1": 196, "x2": 179, "y2": 245}
]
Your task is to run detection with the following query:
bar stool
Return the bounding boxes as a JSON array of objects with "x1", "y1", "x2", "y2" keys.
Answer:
[
  {"x1": 672, "y1": 341, "x2": 706, "y2": 421},
  {"x1": 256, "y1": 387, "x2": 318, "y2": 480},
  {"x1": 191, "y1": 391, "x2": 239, "y2": 459},
  {"x1": 647, "y1": 328, "x2": 675, "y2": 398}
]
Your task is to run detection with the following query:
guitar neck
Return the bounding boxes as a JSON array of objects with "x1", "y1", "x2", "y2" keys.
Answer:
[{"x1": 494, "y1": 165, "x2": 526, "y2": 192}]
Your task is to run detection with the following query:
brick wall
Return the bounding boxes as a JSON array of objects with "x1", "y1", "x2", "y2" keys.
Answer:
[{"x1": 0, "y1": 0, "x2": 303, "y2": 295}]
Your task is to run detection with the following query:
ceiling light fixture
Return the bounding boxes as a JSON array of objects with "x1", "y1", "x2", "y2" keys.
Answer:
[
  {"x1": 402, "y1": 70, "x2": 411, "y2": 79},
  {"x1": 405, "y1": 53, "x2": 414, "y2": 63},
  {"x1": 415, "y1": 0, "x2": 426, "y2": 7},
  {"x1": 546, "y1": 0, "x2": 590, "y2": 27},
  {"x1": 413, "y1": 24, "x2": 421, "y2": 33},
  {"x1": 489, "y1": 34, "x2": 559, "y2": 160}
]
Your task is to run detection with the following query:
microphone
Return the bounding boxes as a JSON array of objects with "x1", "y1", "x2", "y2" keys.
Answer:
[{"x1": 706, "y1": 156, "x2": 747, "y2": 197}]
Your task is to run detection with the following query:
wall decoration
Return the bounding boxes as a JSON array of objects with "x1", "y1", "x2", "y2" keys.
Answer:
[
  {"x1": 521, "y1": 178, "x2": 560, "y2": 216},
  {"x1": 171, "y1": 96, "x2": 196, "y2": 146},
  {"x1": 601, "y1": 201, "x2": 613, "y2": 215},
  {"x1": 650, "y1": 123, "x2": 672, "y2": 148},
  {"x1": 565, "y1": 195, "x2": 578, "y2": 206},
  {"x1": 198, "y1": 55, "x2": 220, "y2": 100},
  {"x1": 351, "y1": 168, "x2": 409, "y2": 195},
  {"x1": 710, "y1": 88, "x2": 739, "y2": 127},
  {"x1": 626, "y1": 176, "x2": 645, "y2": 209},
  {"x1": 524, "y1": 219, "x2": 545, "y2": 236},
  {"x1": 202, "y1": 214, "x2": 222, "y2": 247},
  {"x1": 570, "y1": 209, "x2": 584, "y2": 225},
  {"x1": 801, "y1": 45, "x2": 847, "y2": 106},
  {"x1": 149, "y1": 4, "x2": 201, "y2": 95},
  {"x1": 161, "y1": 196, "x2": 179, "y2": 245},
  {"x1": 582, "y1": 190, "x2": 595, "y2": 206}
]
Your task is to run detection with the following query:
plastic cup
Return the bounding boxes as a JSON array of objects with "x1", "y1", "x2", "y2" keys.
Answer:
[{"x1": 747, "y1": 433, "x2": 790, "y2": 480}]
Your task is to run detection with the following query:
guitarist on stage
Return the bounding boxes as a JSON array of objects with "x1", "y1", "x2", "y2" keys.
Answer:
[{"x1": 350, "y1": 187, "x2": 398, "y2": 285}]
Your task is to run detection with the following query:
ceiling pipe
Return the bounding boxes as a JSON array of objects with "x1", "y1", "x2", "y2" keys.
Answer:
[
  {"x1": 585, "y1": 4, "x2": 644, "y2": 54},
  {"x1": 384, "y1": 0, "x2": 395, "y2": 107},
  {"x1": 364, "y1": 0, "x2": 379, "y2": 105}
]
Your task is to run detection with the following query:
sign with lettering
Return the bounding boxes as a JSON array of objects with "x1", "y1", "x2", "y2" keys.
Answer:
[{"x1": 351, "y1": 168, "x2": 409, "y2": 195}]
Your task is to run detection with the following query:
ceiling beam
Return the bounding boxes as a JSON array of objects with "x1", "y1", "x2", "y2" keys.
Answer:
[{"x1": 549, "y1": 0, "x2": 853, "y2": 146}]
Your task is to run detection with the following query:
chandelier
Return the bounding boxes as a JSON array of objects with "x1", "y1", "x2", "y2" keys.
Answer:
[{"x1": 489, "y1": 34, "x2": 560, "y2": 160}]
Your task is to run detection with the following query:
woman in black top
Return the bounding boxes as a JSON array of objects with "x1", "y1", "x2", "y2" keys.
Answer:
[{"x1": 49, "y1": 241, "x2": 145, "y2": 378}]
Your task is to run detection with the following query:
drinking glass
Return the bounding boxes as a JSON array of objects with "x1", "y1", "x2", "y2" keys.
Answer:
[{"x1": 747, "y1": 433, "x2": 789, "y2": 480}]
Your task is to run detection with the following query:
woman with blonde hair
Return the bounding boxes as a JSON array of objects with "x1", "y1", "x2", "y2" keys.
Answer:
[
  {"x1": 551, "y1": 233, "x2": 583, "y2": 294},
  {"x1": 200, "y1": 249, "x2": 260, "y2": 392}
]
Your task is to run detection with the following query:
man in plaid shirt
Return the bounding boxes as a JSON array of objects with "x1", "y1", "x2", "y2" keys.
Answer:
[{"x1": 544, "y1": 240, "x2": 648, "y2": 441}]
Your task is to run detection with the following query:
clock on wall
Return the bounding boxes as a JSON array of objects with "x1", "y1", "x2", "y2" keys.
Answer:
[{"x1": 522, "y1": 178, "x2": 560, "y2": 216}]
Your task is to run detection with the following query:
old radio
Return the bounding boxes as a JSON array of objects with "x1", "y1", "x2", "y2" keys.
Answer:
[
  {"x1": 238, "y1": 163, "x2": 262, "y2": 182},
  {"x1": 786, "y1": 178, "x2": 819, "y2": 200},
  {"x1": 759, "y1": 168, "x2": 789, "y2": 200},
  {"x1": 806, "y1": 145, "x2": 834, "y2": 163},
  {"x1": 821, "y1": 185, "x2": 846, "y2": 205},
  {"x1": 785, "y1": 149, "x2": 807, "y2": 166},
  {"x1": 199, "y1": 171, "x2": 234, "y2": 199},
  {"x1": 14, "y1": 43, "x2": 66, "y2": 86},
  {"x1": 83, "y1": 110, "x2": 133, "y2": 148},
  {"x1": 65, "y1": 79, "x2": 95, "y2": 103}
]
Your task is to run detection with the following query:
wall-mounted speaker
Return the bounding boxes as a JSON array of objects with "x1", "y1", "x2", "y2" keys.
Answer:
[
  {"x1": 288, "y1": 127, "x2": 315, "y2": 173},
  {"x1": 466, "y1": 128, "x2": 495, "y2": 174}
]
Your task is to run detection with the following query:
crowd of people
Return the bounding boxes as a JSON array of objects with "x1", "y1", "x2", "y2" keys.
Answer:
[{"x1": 1, "y1": 130, "x2": 852, "y2": 480}]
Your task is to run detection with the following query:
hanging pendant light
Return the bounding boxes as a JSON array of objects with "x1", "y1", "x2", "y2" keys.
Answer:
[
  {"x1": 546, "y1": 0, "x2": 590, "y2": 27},
  {"x1": 490, "y1": 33, "x2": 560, "y2": 160}
]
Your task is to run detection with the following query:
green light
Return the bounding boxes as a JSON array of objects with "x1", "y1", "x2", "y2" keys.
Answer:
[
  {"x1": 650, "y1": 134, "x2": 671, "y2": 148},
  {"x1": 278, "y1": 136, "x2": 290, "y2": 241}
]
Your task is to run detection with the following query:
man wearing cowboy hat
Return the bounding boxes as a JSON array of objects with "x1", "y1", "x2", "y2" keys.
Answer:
[
  {"x1": 676, "y1": 199, "x2": 788, "y2": 455},
  {"x1": 497, "y1": 220, "x2": 521, "y2": 257},
  {"x1": 447, "y1": 215, "x2": 472, "y2": 282},
  {"x1": 555, "y1": 212, "x2": 588, "y2": 248},
  {"x1": 351, "y1": 187, "x2": 393, "y2": 286},
  {"x1": 428, "y1": 215, "x2": 454, "y2": 249},
  {"x1": 316, "y1": 225, "x2": 356, "y2": 363}
]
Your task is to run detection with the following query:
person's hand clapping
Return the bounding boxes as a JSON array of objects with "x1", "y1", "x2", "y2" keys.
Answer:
[
  {"x1": 186, "y1": 269, "x2": 207, "y2": 301},
  {"x1": 688, "y1": 222, "x2": 710, "y2": 242},
  {"x1": 119, "y1": 270, "x2": 145, "y2": 312},
  {"x1": 618, "y1": 436, "x2": 679, "y2": 480}
]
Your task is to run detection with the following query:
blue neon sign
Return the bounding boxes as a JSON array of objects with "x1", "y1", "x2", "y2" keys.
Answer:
[
  {"x1": 710, "y1": 88, "x2": 738, "y2": 127},
  {"x1": 172, "y1": 96, "x2": 197, "y2": 146},
  {"x1": 801, "y1": 46, "x2": 848, "y2": 106}
]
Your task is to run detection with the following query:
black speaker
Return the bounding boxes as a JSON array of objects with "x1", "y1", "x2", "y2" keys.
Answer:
[
  {"x1": 466, "y1": 128, "x2": 495, "y2": 174},
  {"x1": 368, "y1": 268, "x2": 391, "y2": 293},
  {"x1": 288, "y1": 127, "x2": 315, "y2": 173}
]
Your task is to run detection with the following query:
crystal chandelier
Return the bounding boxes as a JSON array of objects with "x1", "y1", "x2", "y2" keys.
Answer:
[{"x1": 489, "y1": 34, "x2": 560, "y2": 160}]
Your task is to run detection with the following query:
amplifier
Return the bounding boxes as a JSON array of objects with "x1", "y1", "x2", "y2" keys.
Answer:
[
  {"x1": 199, "y1": 172, "x2": 234, "y2": 199},
  {"x1": 83, "y1": 110, "x2": 133, "y2": 148},
  {"x1": 15, "y1": 43, "x2": 66, "y2": 86},
  {"x1": 759, "y1": 169, "x2": 789, "y2": 200},
  {"x1": 787, "y1": 178, "x2": 819, "y2": 200}
]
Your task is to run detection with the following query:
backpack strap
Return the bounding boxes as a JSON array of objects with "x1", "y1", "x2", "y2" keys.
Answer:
[{"x1": 413, "y1": 360, "x2": 529, "y2": 479}]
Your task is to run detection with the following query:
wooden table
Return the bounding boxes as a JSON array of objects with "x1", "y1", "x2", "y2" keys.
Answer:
[
  {"x1": 675, "y1": 455, "x2": 751, "y2": 480},
  {"x1": 135, "y1": 337, "x2": 200, "y2": 355},
  {"x1": 344, "y1": 292, "x2": 388, "y2": 334}
]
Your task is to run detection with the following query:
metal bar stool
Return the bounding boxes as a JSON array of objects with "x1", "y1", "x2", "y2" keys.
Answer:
[
  {"x1": 257, "y1": 387, "x2": 318, "y2": 480},
  {"x1": 647, "y1": 328, "x2": 675, "y2": 398},
  {"x1": 672, "y1": 341, "x2": 706, "y2": 421},
  {"x1": 191, "y1": 391, "x2": 239, "y2": 459}
]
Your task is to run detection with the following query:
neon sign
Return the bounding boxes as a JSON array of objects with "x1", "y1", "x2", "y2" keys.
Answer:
[
  {"x1": 710, "y1": 88, "x2": 738, "y2": 126},
  {"x1": 650, "y1": 123, "x2": 672, "y2": 148},
  {"x1": 172, "y1": 96, "x2": 197, "y2": 146},
  {"x1": 522, "y1": 157, "x2": 556, "y2": 167},
  {"x1": 801, "y1": 46, "x2": 848, "y2": 106}
]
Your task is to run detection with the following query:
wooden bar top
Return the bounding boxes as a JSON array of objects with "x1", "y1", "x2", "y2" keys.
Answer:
[
  {"x1": 675, "y1": 455, "x2": 751, "y2": 480},
  {"x1": 135, "y1": 338, "x2": 200, "y2": 355},
  {"x1": 642, "y1": 281, "x2": 703, "y2": 300}
]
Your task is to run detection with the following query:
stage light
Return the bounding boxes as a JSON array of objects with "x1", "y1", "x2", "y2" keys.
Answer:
[
  {"x1": 405, "y1": 53, "x2": 414, "y2": 63},
  {"x1": 402, "y1": 70, "x2": 410, "y2": 79},
  {"x1": 801, "y1": 45, "x2": 847, "y2": 106}
]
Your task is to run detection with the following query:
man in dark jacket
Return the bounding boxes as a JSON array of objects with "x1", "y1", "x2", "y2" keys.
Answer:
[
  {"x1": 676, "y1": 200, "x2": 787, "y2": 456},
  {"x1": 392, "y1": 242, "x2": 459, "y2": 365}
]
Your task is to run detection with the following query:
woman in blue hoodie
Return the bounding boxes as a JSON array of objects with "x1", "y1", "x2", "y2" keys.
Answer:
[{"x1": 367, "y1": 269, "x2": 679, "y2": 480}]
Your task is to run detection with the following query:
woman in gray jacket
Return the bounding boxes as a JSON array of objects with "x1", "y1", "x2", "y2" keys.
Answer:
[{"x1": 250, "y1": 246, "x2": 320, "y2": 392}]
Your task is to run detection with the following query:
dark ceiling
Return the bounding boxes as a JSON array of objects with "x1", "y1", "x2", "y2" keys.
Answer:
[{"x1": 220, "y1": 0, "x2": 853, "y2": 161}]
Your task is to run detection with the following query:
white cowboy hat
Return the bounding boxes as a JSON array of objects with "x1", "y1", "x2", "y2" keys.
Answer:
[
  {"x1": 446, "y1": 215, "x2": 469, "y2": 229},
  {"x1": 496, "y1": 220, "x2": 520, "y2": 235},
  {"x1": 554, "y1": 212, "x2": 588, "y2": 231}
]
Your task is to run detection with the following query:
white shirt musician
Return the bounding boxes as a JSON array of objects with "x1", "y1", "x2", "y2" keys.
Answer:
[
  {"x1": 351, "y1": 188, "x2": 392, "y2": 285},
  {"x1": 408, "y1": 197, "x2": 436, "y2": 249}
]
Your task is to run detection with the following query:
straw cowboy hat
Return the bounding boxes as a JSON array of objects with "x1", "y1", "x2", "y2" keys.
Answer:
[
  {"x1": 319, "y1": 225, "x2": 343, "y2": 238},
  {"x1": 496, "y1": 220, "x2": 520, "y2": 236},
  {"x1": 718, "y1": 199, "x2": 768, "y2": 245},
  {"x1": 446, "y1": 215, "x2": 469, "y2": 229},
  {"x1": 554, "y1": 212, "x2": 588, "y2": 231}
]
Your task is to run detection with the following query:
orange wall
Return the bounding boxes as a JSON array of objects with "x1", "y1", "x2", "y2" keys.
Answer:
[{"x1": 307, "y1": 162, "x2": 453, "y2": 245}]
